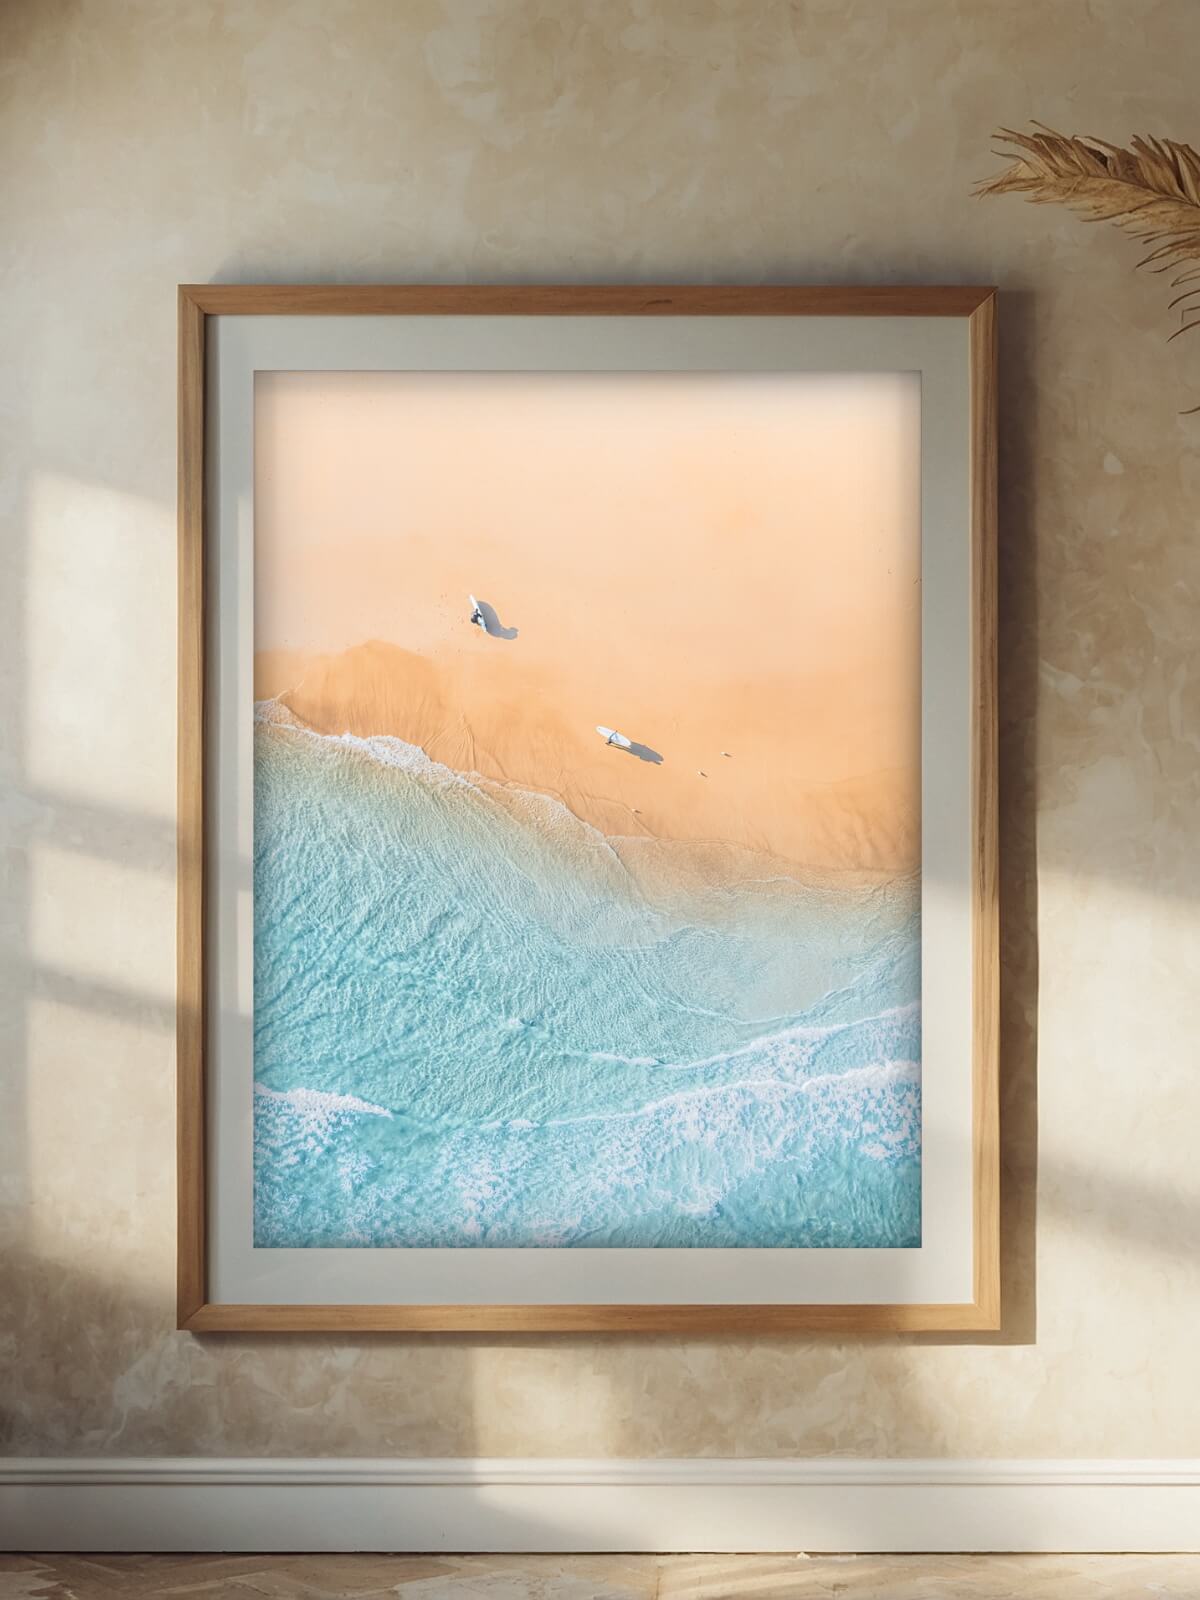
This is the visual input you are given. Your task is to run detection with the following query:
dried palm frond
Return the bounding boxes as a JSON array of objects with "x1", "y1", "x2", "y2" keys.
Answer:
[{"x1": 977, "y1": 124, "x2": 1200, "y2": 342}]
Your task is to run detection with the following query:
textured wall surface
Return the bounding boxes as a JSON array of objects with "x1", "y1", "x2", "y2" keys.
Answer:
[{"x1": 2, "y1": 0, "x2": 1198, "y2": 1459}]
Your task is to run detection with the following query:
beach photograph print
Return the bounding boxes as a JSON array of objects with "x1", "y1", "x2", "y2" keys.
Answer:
[{"x1": 252, "y1": 370, "x2": 922, "y2": 1250}]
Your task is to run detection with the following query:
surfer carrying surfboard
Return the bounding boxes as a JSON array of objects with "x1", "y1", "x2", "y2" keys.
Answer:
[{"x1": 468, "y1": 595, "x2": 485, "y2": 629}]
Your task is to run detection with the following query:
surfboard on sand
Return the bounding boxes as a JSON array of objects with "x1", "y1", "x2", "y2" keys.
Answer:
[{"x1": 596, "y1": 725, "x2": 632, "y2": 749}]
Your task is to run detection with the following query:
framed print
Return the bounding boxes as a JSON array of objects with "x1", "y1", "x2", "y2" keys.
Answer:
[{"x1": 177, "y1": 284, "x2": 998, "y2": 1333}]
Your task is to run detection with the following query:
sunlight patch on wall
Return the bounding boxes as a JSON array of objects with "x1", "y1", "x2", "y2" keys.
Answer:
[
  {"x1": 26, "y1": 473, "x2": 174, "y2": 821},
  {"x1": 30, "y1": 841, "x2": 174, "y2": 1009}
]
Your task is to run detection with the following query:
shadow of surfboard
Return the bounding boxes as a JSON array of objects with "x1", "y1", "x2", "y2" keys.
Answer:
[{"x1": 475, "y1": 598, "x2": 518, "y2": 640}]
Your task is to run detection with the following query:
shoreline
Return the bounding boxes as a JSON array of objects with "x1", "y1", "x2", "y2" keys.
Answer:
[
  {"x1": 256, "y1": 693, "x2": 920, "y2": 903},
  {"x1": 255, "y1": 640, "x2": 920, "y2": 882}
]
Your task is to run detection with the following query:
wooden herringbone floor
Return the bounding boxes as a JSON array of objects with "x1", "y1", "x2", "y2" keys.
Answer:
[{"x1": 2, "y1": 1552, "x2": 1199, "y2": 1598}]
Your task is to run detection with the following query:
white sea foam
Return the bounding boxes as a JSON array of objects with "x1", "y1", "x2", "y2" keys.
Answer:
[
  {"x1": 259, "y1": 707, "x2": 619, "y2": 846},
  {"x1": 569, "y1": 1002, "x2": 916, "y2": 1081},
  {"x1": 254, "y1": 697, "x2": 299, "y2": 727},
  {"x1": 254, "y1": 1082, "x2": 392, "y2": 1146},
  {"x1": 540, "y1": 1057, "x2": 919, "y2": 1134},
  {"x1": 662, "y1": 1002, "x2": 918, "y2": 1077},
  {"x1": 257, "y1": 703, "x2": 482, "y2": 794}
]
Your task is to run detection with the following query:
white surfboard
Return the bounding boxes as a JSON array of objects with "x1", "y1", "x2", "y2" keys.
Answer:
[
  {"x1": 468, "y1": 594, "x2": 485, "y2": 627},
  {"x1": 596, "y1": 725, "x2": 632, "y2": 749}
]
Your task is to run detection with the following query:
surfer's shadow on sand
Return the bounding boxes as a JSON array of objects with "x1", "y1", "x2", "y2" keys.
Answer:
[
  {"x1": 618, "y1": 740, "x2": 664, "y2": 765},
  {"x1": 475, "y1": 598, "x2": 518, "y2": 640}
]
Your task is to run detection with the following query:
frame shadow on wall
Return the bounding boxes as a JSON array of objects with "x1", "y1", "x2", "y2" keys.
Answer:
[{"x1": 991, "y1": 287, "x2": 1041, "y2": 1352}]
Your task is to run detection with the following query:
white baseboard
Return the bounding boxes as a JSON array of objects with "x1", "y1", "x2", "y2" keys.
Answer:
[{"x1": 3, "y1": 1457, "x2": 1199, "y2": 1554}]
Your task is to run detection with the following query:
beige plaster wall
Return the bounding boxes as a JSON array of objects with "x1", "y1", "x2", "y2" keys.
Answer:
[{"x1": 2, "y1": 0, "x2": 1198, "y2": 1460}]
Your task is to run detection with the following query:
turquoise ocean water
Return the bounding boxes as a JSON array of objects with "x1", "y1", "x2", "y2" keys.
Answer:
[{"x1": 252, "y1": 707, "x2": 921, "y2": 1249}]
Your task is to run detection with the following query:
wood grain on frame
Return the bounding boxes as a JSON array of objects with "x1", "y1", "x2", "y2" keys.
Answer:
[
  {"x1": 177, "y1": 287, "x2": 208, "y2": 1326},
  {"x1": 176, "y1": 284, "x2": 1000, "y2": 1334},
  {"x1": 182, "y1": 1299, "x2": 1002, "y2": 1334},
  {"x1": 180, "y1": 283, "x2": 992, "y2": 318}
]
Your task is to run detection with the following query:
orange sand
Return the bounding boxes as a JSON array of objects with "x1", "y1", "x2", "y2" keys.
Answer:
[{"x1": 254, "y1": 371, "x2": 921, "y2": 876}]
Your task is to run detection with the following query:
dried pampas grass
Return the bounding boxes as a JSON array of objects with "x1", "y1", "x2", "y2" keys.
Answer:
[{"x1": 978, "y1": 124, "x2": 1200, "y2": 344}]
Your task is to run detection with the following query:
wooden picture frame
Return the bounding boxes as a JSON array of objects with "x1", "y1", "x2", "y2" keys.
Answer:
[{"x1": 178, "y1": 284, "x2": 998, "y2": 1334}]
